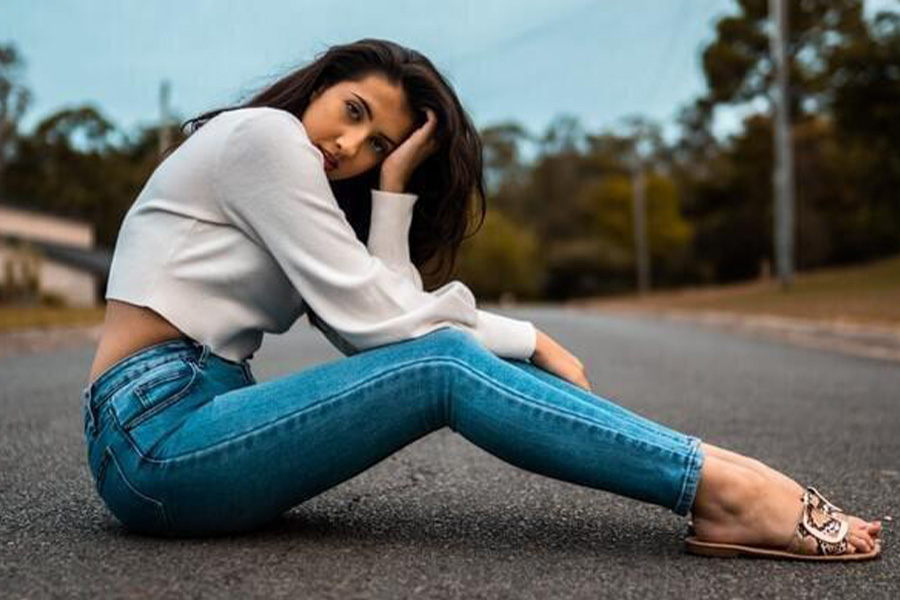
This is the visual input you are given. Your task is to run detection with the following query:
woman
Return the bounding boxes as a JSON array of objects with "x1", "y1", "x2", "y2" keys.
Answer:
[{"x1": 82, "y1": 39, "x2": 882, "y2": 560}]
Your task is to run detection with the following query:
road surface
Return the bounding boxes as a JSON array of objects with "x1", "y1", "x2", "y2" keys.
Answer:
[{"x1": 1, "y1": 307, "x2": 896, "y2": 598}]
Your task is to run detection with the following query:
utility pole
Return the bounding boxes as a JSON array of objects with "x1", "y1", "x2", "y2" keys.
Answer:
[
  {"x1": 632, "y1": 160, "x2": 650, "y2": 295},
  {"x1": 158, "y1": 80, "x2": 172, "y2": 156},
  {"x1": 769, "y1": 0, "x2": 795, "y2": 289}
]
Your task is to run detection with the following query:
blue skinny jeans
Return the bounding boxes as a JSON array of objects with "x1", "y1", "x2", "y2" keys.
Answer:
[{"x1": 81, "y1": 327, "x2": 704, "y2": 536}]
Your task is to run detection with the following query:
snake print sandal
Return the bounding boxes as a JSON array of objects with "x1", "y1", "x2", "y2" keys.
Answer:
[{"x1": 684, "y1": 486, "x2": 882, "y2": 561}]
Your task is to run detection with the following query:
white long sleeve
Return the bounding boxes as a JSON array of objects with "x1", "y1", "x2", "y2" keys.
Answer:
[
  {"x1": 366, "y1": 189, "x2": 537, "y2": 360},
  {"x1": 214, "y1": 108, "x2": 533, "y2": 358},
  {"x1": 104, "y1": 106, "x2": 536, "y2": 363}
]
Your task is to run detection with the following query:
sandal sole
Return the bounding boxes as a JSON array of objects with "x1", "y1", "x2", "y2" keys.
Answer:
[{"x1": 685, "y1": 537, "x2": 882, "y2": 561}]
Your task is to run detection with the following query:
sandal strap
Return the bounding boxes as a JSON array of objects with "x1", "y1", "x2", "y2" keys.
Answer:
[
  {"x1": 806, "y1": 485, "x2": 844, "y2": 515},
  {"x1": 788, "y1": 486, "x2": 850, "y2": 556}
]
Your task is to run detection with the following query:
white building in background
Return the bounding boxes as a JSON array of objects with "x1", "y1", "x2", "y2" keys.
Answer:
[{"x1": 0, "y1": 203, "x2": 98, "y2": 307}]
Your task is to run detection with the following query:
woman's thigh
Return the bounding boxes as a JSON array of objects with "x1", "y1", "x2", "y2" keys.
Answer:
[{"x1": 147, "y1": 327, "x2": 474, "y2": 532}]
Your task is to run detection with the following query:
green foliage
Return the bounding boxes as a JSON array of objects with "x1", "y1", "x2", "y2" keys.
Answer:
[
  {"x1": 681, "y1": 0, "x2": 900, "y2": 280},
  {"x1": 3, "y1": 103, "x2": 181, "y2": 247},
  {"x1": 701, "y1": 0, "x2": 868, "y2": 115},
  {"x1": 0, "y1": 42, "x2": 32, "y2": 191},
  {"x1": 828, "y1": 10, "x2": 900, "y2": 258},
  {"x1": 575, "y1": 172, "x2": 693, "y2": 284},
  {"x1": 455, "y1": 209, "x2": 542, "y2": 301}
]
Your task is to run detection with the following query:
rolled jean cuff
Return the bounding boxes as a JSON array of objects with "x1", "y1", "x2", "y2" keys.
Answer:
[{"x1": 673, "y1": 436, "x2": 705, "y2": 516}]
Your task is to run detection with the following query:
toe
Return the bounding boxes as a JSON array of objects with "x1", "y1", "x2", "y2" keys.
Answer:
[
  {"x1": 847, "y1": 534, "x2": 870, "y2": 553},
  {"x1": 855, "y1": 522, "x2": 875, "y2": 546}
]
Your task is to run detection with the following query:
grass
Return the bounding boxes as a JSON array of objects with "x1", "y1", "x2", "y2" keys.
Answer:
[
  {"x1": 0, "y1": 305, "x2": 106, "y2": 333},
  {"x1": 577, "y1": 255, "x2": 900, "y2": 327}
]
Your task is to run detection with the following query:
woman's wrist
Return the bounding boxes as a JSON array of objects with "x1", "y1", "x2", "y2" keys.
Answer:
[
  {"x1": 379, "y1": 169, "x2": 406, "y2": 194},
  {"x1": 379, "y1": 172, "x2": 407, "y2": 194},
  {"x1": 531, "y1": 329, "x2": 547, "y2": 360}
]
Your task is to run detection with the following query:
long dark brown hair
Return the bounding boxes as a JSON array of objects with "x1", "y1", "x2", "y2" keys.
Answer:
[{"x1": 182, "y1": 39, "x2": 487, "y2": 348}]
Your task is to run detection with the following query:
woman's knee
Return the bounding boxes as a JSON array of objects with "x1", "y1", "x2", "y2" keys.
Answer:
[{"x1": 417, "y1": 326, "x2": 490, "y2": 362}]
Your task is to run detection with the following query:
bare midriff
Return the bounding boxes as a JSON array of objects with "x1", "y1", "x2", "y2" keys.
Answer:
[{"x1": 88, "y1": 299, "x2": 189, "y2": 385}]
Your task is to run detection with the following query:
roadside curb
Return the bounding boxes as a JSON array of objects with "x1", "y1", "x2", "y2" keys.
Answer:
[{"x1": 581, "y1": 306, "x2": 900, "y2": 365}]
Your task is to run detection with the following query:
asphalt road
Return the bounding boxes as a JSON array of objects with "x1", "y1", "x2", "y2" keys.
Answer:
[{"x1": 2, "y1": 307, "x2": 897, "y2": 599}]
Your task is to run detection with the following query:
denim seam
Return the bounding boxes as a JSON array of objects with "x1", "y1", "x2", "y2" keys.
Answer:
[
  {"x1": 130, "y1": 356, "x2": 695, "y2": 471},
  {"x1": 673, "y1": 437, "x2": 704, "y2": 516},
  {"x1": 133, "y1": 361, "x2": 196, "y2": 408},
  {"x1": 125, "y1": 362, "x2": 200, "y2": 430},
  {"x1": 95, "y1": 448, "x2": 112, "y2": 494},
  {"x1": 510, "y1": 362, "x2": 688, "y2": 445},
  {"x1": 91, "y1": 350, "x2": 198, "y2": 413},
  {"x1": 458, "y1": 360, "x2": 697, "y2": 460},
  {"x1": 127, "y1": 355, "x2": 456, "y2": 464},
  {"x1": 105, "y1": 447, "x2": 171, "y2": 532},
  {"x1": 90, "y1": 340, "x2": 196, "y2": 389}
]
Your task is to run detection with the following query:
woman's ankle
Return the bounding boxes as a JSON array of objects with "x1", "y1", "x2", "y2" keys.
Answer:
[
  {"x1": 700, "y1": 443, "x2": 804, "y2": 498},
  {"x1": 692, "y1": 455, "x2": 768, "y2": 527}
]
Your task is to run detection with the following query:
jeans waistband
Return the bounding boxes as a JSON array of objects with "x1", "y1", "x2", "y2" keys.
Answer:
[{"x1": 82, "y1": 337, "x2": 205, "y2": 417}]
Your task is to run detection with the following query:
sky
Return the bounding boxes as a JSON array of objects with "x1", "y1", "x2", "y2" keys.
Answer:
[{"x1": 2, "y1": 0, "x2": 897, "y2": 146}]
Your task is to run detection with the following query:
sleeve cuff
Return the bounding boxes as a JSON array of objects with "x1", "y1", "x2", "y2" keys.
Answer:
[
  {"x1": 470, "y1": 309, "x2": 537, "y2": 361},
  {"x1": 367, "y1": 189, "x2": 419, "y2": 269}
]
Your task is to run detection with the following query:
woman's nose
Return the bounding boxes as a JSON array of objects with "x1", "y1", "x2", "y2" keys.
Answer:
[{"x1": 336, "y1": 129, "x2": 368, "y2": 158}]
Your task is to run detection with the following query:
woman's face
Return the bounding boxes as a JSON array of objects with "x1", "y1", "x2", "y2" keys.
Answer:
[{"x1": 301, "y1": 73, "x2": 416, "y2": 181}]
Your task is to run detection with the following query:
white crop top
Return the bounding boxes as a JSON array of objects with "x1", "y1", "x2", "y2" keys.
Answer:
[{"x1": 105, "y1": 107, "x2": 537, "y2": 363}]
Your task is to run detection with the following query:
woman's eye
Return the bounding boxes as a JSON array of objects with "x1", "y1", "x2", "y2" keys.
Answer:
[
  {"x1": 371, "y1": 139, "x2": 388, "y2": 155},
  {"x1": 346, "y1": 101, "x2": 361, "y2": 120}
]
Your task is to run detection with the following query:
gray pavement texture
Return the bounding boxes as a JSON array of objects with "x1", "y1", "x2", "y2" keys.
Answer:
[{"x1": 1, "y1": 307, "x2": 897, "y2": 599}]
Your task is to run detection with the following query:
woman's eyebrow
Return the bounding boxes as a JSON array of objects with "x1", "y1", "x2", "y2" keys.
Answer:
[{"x1": 351, "y1": 92, "x2": 399, "y2": 147}]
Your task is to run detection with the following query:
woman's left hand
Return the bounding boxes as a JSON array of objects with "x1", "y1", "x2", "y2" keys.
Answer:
[
  {"x1": 531, "y1": 328, "x2": 593, "y2": 393},
  {"x1": 380, "y1": 108, "x2": 440, "y2": 193}
]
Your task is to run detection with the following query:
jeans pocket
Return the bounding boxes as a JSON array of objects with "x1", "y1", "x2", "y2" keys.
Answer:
[
  {"x1": 96, "y1": 447, "x2": 169, "y2": 534},
  {"x1": 115, "y1": 359, "x2": 200, "y2": 431}
]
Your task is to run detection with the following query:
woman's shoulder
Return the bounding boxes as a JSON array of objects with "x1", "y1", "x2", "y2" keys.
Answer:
[
  {"x1": 211, "y1": 107, "x2": 307, "y2": 142},
  {"x1": 209, "y1": 107, "x2": 326, "y2": 182},
  {"x1": 211, "y1": 107, "x2": 323, "y2": 161}
]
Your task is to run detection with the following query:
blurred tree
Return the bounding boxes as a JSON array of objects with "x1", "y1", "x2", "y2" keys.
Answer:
[
  {"x1": 0, "y1": 42, "x2": 32, "y2": 195},
  {"x1": 6, "y1": 107, "x2": 116, "y2": 215},
  {"x1": 574, "y1": 171, "x2": 693, "y2": 289},
  {"x1": 522, "y1": 114, "x2": 603, "y2": 244},
  {"x1": 828, "y1": 9, "x2": 900, "y2": 260},
  {"x1": 678, "y1": 0, "x2": 900, "y2": 280},
  {"x1": 479, "y1": 114, "x2": 697, "y2": 299},
  {"x1": 680, "y1": 112, "x2": 854, "y2": 280},
  {"x1": 455, "y1": 208, "x2": 542, "y2": 300},
  {"x1": 480, "y1": 121, "x2": 531, "y2": 197},
  {"x1": 682, "y1": 114, "x2": 773, "y2": 281},
  {"x1": 3, "y1": 106, "x2": 169, "y2": 247},
  {"x1": 673, "y1": 98, "x2": 719, "y2": 179},
  {"x1": 701, "y1": 0, "x2": 868, "y2": 116}
]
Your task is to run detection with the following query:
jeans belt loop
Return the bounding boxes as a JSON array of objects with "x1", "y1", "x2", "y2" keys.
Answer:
[{"x1": 197, "y1": 343, "x2": 211, "y2": 368}]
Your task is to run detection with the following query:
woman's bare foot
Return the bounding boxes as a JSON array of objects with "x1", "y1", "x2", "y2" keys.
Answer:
[
  {"x1": 696, "y1": 443, "x2": 883, "y2": 550},
  {"x1": 701, "y1": 442, "x2": 805, "y2": 497},
  {"x1": 691, "y1": 453, "x2": 882, "y2": 555}
]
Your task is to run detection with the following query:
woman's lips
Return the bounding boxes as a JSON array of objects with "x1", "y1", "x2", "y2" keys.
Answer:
[{"x1": 319, "y1": 147, "x2": 338, "y2": 171}]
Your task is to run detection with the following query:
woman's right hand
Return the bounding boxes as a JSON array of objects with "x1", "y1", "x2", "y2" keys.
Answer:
[{"x1": 530, "y1": 328, "x2": 593, "y2": 393}]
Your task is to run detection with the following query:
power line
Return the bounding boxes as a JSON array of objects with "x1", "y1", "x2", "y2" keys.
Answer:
[
  {"x1": 642, "y1": 0, "x2": 695, "y2": 113},
  {"x1": 443, "y1": 0, "x2": 604, "y2": 68}
]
